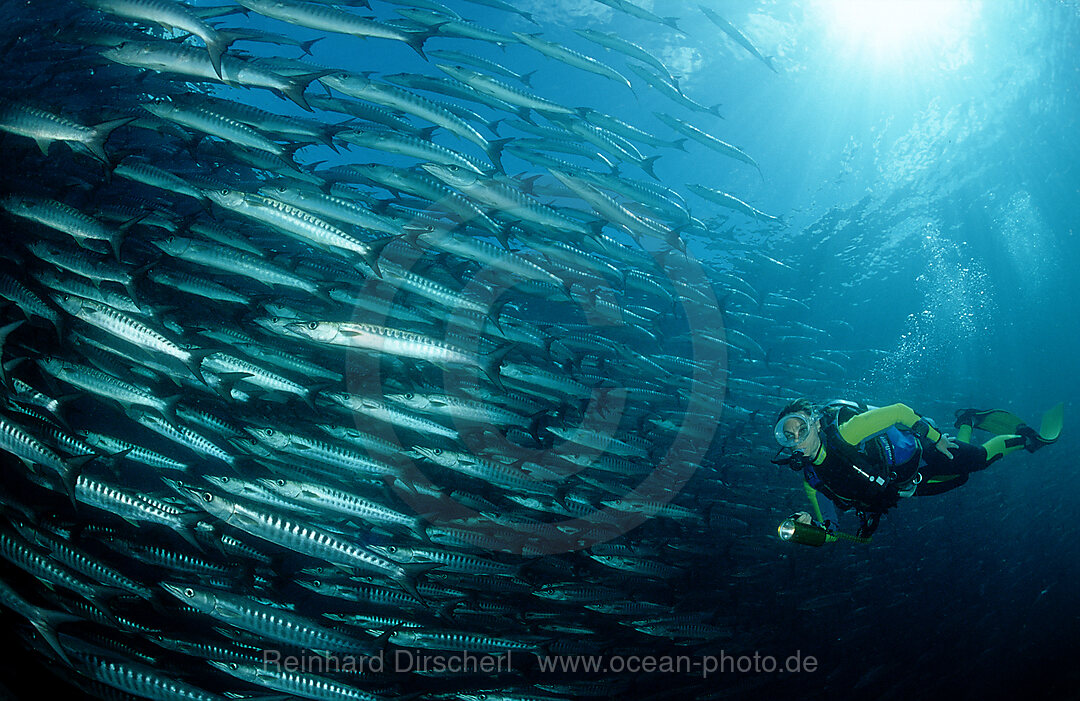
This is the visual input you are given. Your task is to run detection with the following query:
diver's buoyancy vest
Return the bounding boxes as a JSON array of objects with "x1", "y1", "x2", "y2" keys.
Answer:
[{"x1": 805, "y1": 401, "x2": 923, "y2": 512}]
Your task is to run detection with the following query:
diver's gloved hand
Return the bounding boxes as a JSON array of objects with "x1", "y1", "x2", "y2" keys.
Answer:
[
  {"x1": 934, "y1": 433, "x2": 958, "y2": 459},
  {"x1": 793, "y1": 511, "x2": 832, "y2": 534}
]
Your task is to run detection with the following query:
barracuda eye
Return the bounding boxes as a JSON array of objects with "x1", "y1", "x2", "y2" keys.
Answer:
[
  {"x1": 386, "y1": 546, "x2": 397, "y2": 553},
  {"x1": 201, "y1": 492, "x2": 213, "y2": 502},
  {"x1": 277, "y1": 479, "x2": 285, "y2": 487},
  {"x1": 432, "y1": 448, "x2": 442, "y2": 455},
  {"x1": 312, "y1": 580, "x2": 322, "y2": 587},
  {"x1": 228, "y1": 663, "x2": 238, "y2": 670},
  {"x1": 405, "y1": 393, "x2": 414, "y2": 400},
  {"x1": 307, "y1": 321, "x2": 318, "y2": 330},
  {"x1": 220, "y1": 476, "x2": 229, "y2": 483},
  {"x1": 184, "y1": 587, "x2": 194, "y2": 597},
  {"x1": 219, "y1": 189, "x2": 229, "y2": 196},
  {"x1": 266, "y1": 429, "x2": 274, "y2": 436}
]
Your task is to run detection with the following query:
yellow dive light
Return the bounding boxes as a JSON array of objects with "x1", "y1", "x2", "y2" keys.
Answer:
[
  {"x1": 777, "y1": 515, "x2": 829, "y2": 546},
  {"x1": 777, "y1": 512, "x2": 871, "y2": 546}
]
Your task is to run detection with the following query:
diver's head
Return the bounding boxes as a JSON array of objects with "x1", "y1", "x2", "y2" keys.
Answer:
[{"x1": 774, "y1": 398, "x2": 822, "y2": 456}]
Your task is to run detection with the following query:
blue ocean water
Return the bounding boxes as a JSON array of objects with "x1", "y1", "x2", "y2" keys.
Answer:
[{"x1": 0, "y1": 0, "x2": 1076, "y2": 699}]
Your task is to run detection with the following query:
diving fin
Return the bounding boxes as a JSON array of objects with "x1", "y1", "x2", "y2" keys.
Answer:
[
  {"x1": 1018, "y1": 402, "x2": 1064, "y2": 452},
  {"x1": 956, "y1": 403, "x2": 1063, "y2": 452},
  {"x1": 954, "y1": 407, "x2": 1027, "y2": 435}
]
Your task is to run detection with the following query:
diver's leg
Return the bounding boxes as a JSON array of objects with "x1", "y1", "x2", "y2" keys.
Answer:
[
  {"x1": 982, "y1": 434, "x2": 1026, "y2": 465},
  {"x1": 914, "y1": 441, "x2": 989, "y2": 496}
]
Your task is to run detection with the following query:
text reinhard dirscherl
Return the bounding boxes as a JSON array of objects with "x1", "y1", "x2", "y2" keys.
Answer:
[{"x1": 262, "y1": 649, "x2": 818, "y2": 679}]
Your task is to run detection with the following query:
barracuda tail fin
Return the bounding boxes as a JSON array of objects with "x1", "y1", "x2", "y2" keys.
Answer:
[
  {"x1": 0, "y1": 320, "x2": 24, "y2": 389},
  {"x1": 395, "y1": 561, "x2": 443, "y2": 605},
  {"x1": 205, "y1": 33, "x2": 237, "y2": 81},
  {"x1": 404, "y1": 28, "x2": 441, "y2": 61},
  {"x1": 481, "y1": 343, "x2": 514, "y2": 392},
  {"x1": 281, "y1": 71, "x2": 335, "y2": 112},
  {"x1": 29, "y1": 607, "x2": 82, "y2": 667},
  {"x1": 85, "y1": 117, "x2": 135, "y2": 164}
]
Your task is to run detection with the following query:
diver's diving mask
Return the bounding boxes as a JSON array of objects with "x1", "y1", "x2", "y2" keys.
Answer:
[{"x1": 774, "y1": 412, "x2": 816, "y2": 449}]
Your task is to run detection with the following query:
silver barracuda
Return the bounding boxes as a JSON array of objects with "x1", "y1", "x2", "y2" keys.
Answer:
[
  {"x1": 235, "y1": 0, "x2": 431, "y2": 57},
  {"x1": 286, "y1": 320, "x2": 507, "y2": 389},
  {"x1": 205, "y1": 189, "x2": 390, "y2": 275},
  {"x1": 81, "y1": 0, "x2": 236, "y2": 78},
  {"x1": 0, "y1": 99, "x2": 131, "y2": 163}
]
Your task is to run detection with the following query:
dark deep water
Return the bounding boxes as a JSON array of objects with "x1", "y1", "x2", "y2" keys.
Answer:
[{"x1": 0, "y1": 0, "x2": 1077, "y2": 699}]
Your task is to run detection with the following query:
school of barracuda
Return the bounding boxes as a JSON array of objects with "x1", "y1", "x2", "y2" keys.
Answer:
[{"x1": 0, "y1": 0, "x2": 853, "y2": 698}]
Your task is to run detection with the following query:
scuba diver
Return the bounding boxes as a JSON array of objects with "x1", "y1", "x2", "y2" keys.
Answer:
[{"x1": 772, "y1": 399, "x2": 1064, "y2": 544}]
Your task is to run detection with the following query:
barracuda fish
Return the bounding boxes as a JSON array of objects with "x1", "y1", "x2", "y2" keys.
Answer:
[
  {"x1": 159, "y1": 582, "x2": 372, "y2": 655},
  {"x1": 625, "y1": 63, "x2": 723, "y2": 118},
  {"x1": 435, "y1": 63, "x2": 576, "y2": 115},
  {"x1": 79, "y1": 430, "x2": 190, "y2": 471},
  {"x1": 384, "y1": 392, "x2": 534, "y2": 430},
  {"x1": 686, "y1": 183, "x2": 782, "y2": 223},
  {"x1": 544, "y1": 115, "x2": 659, "y2": 179},
  {"x1": 654, "y1": 112, "x2": 761, "y2": 175},
  {"x1": 337, "y1": 127, "x2": 490, "y2": 174},
  {"x1": 699, "y1": 5, "x2": 777, "y2": 73},
  {"x1": 338, "y1": 163, "x2": 505, "y2": 236},
  {"x1": 547, "y1": 169, "x2": 679, "y2": 248},
  {"x1": 13, "y1": 520, "x2": 154, "y2": 601},
  {"x1": 573, "y1": 29, "x2": 677, "y2": 84},
  {"x1": 321, "y1": 392, "x2": 460, "y2": 441},
  {"x1": 578, "y1": 170, "x2": 692, "y2": 226},
  {"x1": 373, "y1": 628, "x2": 543, "y2": 653},
  {"x1": 321, "y1": 72, "x2": 492, "y2": 155},
  {"x1": 168, "y1": 485, "x2": 435, "y2": 599},
  {"x1": 306, "y1": 94, "x2": 422, "y2": 135},
  {"x1": 208, "y1": 661, "x2": 378, "y2": 701},
  {"x1": 0, "y1": 579, "x2": 82, "y2": 666},
  {"x1": 142, "y1": 101, "x2": 288, "y2": 157},
  {"x1": 0, "y1": 99, "x2": 132, "y2": 163},
  {"x1": 70, "y1": 649, "x2": 230, "y2": 701},
  {"x1": 591, "y1": 0, "x2": 682, "y2": 33},
  {"x1": 256, "y1": 184, "x2": 405, "y2": 237},
  {"x1": 235, "y1": 0, "x2": 432, "y2": 58},
  {"x1": 101, "y1": 41, "x2": 325, "y2": 111},
  {"x1": 394, "y1": 8, "x2": 517, "y2": 46},
  {"x1": 148, "y1": 268, "x2": 251, "y2": 305},
  {"x1": 113, "y1": 160, "x2": 206, "y2": 203},
  {"x1": 26, "y1": 241, "x2": 141, "y2": 300},
  {"x1": 243, "y1": 426, "x2": 400, "y2": 478},
  {"x1": 175, "y1": 93, "x2": 336, "y2": 147},
  {"x1": 420, "y1": 163, "x2": 590, "y2": 239},
  {"x1": 0, "y1": 272, "x2": 62, "y2": 330},
  {"x1": 205, "y1": 189, "x2": 391, "y2": 275},
  {"x1": 546, "y1": 426, "x2": 650, "y2": 460},
  {"x1": 287, "y1": 320, "x2": 507, "y2": 389},
  {"x1": 504, "y1": 138, "x2": 617, "y2": 171},
  {"x1": 257, "y1": 478, "x2": 423, "y2": 532},
  {"x1": 81, "y1": 0, "x2": 236, "y2": 78},
  {"x1": 128, "y1": 407, "x2": 237, "y2": 467},
  {"x1": 150, "y1": 236, "x2": 320, "y2": 296},
  {"x1": 36, "y1": 356, "x2": 177, "y2": 416},
  {"x1": 600, "y1": 498, "x2": 703, "y2": 523},
  {"x1": 200, "y1": 352, "x2": 317, "y2": 407},
  {"x1": 377, "y1": 260, "x2": 494, "y2": 318},
  {"x1": 512, "y1": 32, "x2": 632, "y2": 91},
  {"x1": 50, "y1": 293, "x2": 206, "y2": 380},
  {"x1": 1, "y1": 196, "x2": 127, "y2": 259},
  {"x1": 427, "y1": 49, "x2": 535, "y2": 85},
  {"x1": 369, "y1": 544, "x2": 519, "y2": 576},
  {"x1": 414, "y1": 446, "x2": 556, "y2": 495}
]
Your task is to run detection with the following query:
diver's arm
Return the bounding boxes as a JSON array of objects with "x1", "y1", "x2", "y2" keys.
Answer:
[
  {"x1": 837, "y1": 403, "x2": 943, "y2": 445},
  {"x1": 803, "y1": 481, "x2": 839, "y2": 533}
]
